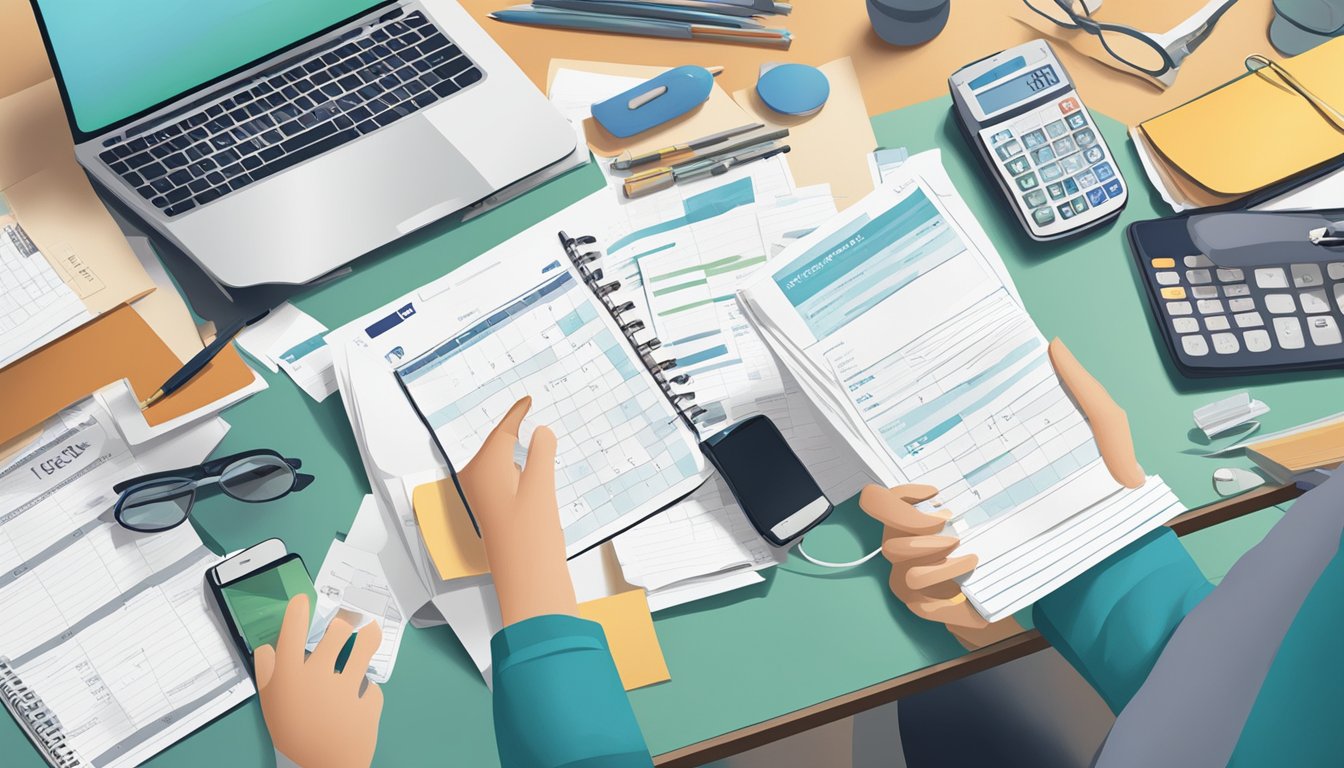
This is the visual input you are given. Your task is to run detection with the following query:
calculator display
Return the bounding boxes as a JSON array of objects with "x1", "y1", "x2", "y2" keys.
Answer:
[{"x1": 976, "y1": 65, "x2": 1060, "y2": 115}]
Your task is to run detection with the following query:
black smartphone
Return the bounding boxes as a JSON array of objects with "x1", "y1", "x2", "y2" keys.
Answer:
[
  {"x1": 700, "y1": 415, "x2": 833, "y2": 547},
  {"x1": 207, "y1": 539, "x2": 316, "y2": 659}
]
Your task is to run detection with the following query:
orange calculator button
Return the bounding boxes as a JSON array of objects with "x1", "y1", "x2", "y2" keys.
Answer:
[{"x1": 1059, "y1": 97, "x2": 1080, "y2": 114}]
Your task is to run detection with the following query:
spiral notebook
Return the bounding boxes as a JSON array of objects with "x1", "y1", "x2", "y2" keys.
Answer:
[{"x1": 394, "y1": 231, "x2": 715, "y2": 558}]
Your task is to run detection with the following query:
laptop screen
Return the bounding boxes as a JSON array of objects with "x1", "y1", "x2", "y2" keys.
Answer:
[{"x1": 35, "y1": 0, "x2": 382, "y2": 136}]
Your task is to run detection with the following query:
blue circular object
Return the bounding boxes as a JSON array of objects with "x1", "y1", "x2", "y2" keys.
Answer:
[{"x1": 756, "y1": 63, "x2": 830, "y2": 116}]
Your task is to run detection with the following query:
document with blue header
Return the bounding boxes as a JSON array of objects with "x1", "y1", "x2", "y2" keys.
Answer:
[{"x1": 740, "y1": 152, "x2": 1183, "y2": 621}]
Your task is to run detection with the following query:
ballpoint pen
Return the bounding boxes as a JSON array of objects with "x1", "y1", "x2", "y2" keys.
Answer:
[
  {"x1": 623, "y1": 142, "x2": 790, "y2": 197},
  {"x1": 621, "y1": 128, "x2": 790, "y2": 191},
  {"x1": 685, "y1": 143, "x2": 791, "y2": 182},
  {"x1": 490, "y1": 7, "x2": 793, "y2": 48},
  {"x1": 533, "y1": 0, "x2": 769, "y2": 28},
  {"x1": 612, "y1": 123, "x2": 766, "y2": 171},
  {"x1": 138, "y1": 311, "x2": 268, "y2": 409}
]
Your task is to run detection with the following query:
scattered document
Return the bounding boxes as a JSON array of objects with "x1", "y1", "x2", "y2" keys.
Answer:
[
  {"x1": 740, "y1": 152, "x2": 1185, "y2": 620},
  {"x1": 236, "y1": 302, "x2": 337, "y2": 402},
  {"x1": 94, "y1": 369, "x2": 267, "y2": 446},
  {"x1": 869, "y1": 147, "x2": 910, "y2": 187},
  {"x1": 309, "y1": 539, "x2": 407, "y2": 684},
  {"x1": 1194, "y1": 392, "x2": 1269, "y2": 440},
  {"x1": 0, "y1": 211, "x2": 90, "y2": 369},
  {"x1": 0, "y1": 399, "x2": 252, "y2": 768}
]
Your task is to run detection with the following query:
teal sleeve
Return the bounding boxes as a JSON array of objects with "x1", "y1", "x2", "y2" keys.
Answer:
[
  {"x1": 1032, "y1": 528, "x2": 1214, "y2": 713},
  {"x1": 491, "y1": 615, "x2": 653, "y2": 768}
]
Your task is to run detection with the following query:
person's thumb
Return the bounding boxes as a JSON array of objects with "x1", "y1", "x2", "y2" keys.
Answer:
[{"x1": 254, "y1": 644, "x2": 277, "y2": 691}]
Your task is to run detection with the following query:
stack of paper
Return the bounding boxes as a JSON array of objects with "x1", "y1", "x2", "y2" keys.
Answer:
[{"x1": 737, "y1": 151, "x2": 1185, "y2": 622}]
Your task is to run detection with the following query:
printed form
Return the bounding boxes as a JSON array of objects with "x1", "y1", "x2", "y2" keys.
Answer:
[
  {"x1": 741, "y1": 155, "x2": 1183, "y2": 621},
  {"x1": 0, "y1": 402, "x2": 251, "y2": 767},
  {"x1": 0, "y1": 213, "x2": 90, "y2": 369}
]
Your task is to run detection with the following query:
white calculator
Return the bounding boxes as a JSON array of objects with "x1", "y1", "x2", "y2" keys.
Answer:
[{"x1": 950, "y1": 40, "x2": 1127, "y2": 241}]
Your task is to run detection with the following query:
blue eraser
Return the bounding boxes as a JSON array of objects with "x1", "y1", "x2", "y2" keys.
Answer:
[
  {"x1": 592, "y1": 65, "x2": 715, "y2": 139},
  {"x1": 756, "y1": 63, "x2": 830, "y2": 117}
]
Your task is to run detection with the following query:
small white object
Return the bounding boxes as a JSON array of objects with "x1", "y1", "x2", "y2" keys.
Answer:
[
  {"x1": 1308, "y1": 316, "x2": 1342, "y2": 346},
  {"x1": 1193, "y1": 392, "x2": 1270, "y2": 439},
  {"x1": 1182, "y1": 335, "x2": 1210, "y2": 356},
  {"x1": 1156, "y1": 271, "x2": 1181, "y2": 285},
  {"x1": 1255, "y1": 267, "x2": 1289, "y2": 289},
  {"x1": 1264, "y1": 294, "x2": 1297, "y2": 314},
  {"x1": 1224, "y1": 283, "x2": 1251, "y2": 297},
  {"x1": 1215, "y1": 268, "x2": 1243, "y2": 282},
  {"x1": 1301, "y1": 289, "x2": 1331, "y2": 314},
  {"x1": 1204, "y1": 315, "x2": 1230, "y2": 331},
  {"x1": 1173, "y1": 317, "x2": 1200, "y2": 333},
  {"x1": 1211, "y1": 332, "x2": 1240, "y2": 355},
  {"x1": 1192, "y1": 285, "x2": 1220, "y2": 299},
  {"x1": 1328, "y1": 262, "x2": 1344, "y2": 280},
  {"x1": 1274, "y1": 316, "x2": 1305, "y2": 349},
  {"x1": 1213, "y1": 467, "x2": 1266, "y2": 497},
  {"x1": 1234, "y1": 310, "x2": 1263, "y2": 327},
  {"x1": 1167, "y1": 301, "x2": 1193, "y2": 316},
  {"x1": 1184, "y1": 255, "x2": 1213, "y2": 268},
  {"x1": 1186, "y1": 269, "x2": 1212, "y2": 284},
  {"x1": 1245, "y1": 329, "x2": 1273, "y2": 352},
  {"x1": 1291, "y1": 263, "x2": 1323, "y2": 288},
  {"x1": 1196, "y1": 299, "x2": 1224, "y2": 315}
]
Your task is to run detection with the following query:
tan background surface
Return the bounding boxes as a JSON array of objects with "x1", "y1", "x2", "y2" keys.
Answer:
[{"x1": 3, "y1": 0, "x2": 1277, "y2": 125}]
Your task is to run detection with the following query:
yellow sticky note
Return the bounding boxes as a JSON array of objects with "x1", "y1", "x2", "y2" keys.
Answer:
[
  {"x1": 412, "y1": 479, "x2": 490, "y2": 580},
  {"x1": 578, "y1": 590, "x2": 670, "y2": 691}
]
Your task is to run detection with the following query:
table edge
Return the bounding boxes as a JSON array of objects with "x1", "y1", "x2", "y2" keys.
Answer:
[{"x1": 652, "y1": 483, "x2": 1303, "y2": 767}]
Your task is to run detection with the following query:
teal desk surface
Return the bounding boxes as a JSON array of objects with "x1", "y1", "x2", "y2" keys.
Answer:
[{"x1": 3, "y1": 98, "x2": 1337, "y2": 767}]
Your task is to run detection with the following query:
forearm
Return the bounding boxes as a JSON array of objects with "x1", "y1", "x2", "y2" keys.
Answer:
[
  {"x1": 492, "y1": 616, "x2": 652, "y2": 768},
  {"x1": 1033, "y1": 528, "x2": 1213, "y2": 712},
  {"x1": 488, "y1": 548, "x2": 578, "y2": 626}
]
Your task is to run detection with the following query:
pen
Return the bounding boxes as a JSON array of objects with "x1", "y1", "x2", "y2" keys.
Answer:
[
  {"x1": 622, "y1": 129, "x2": 789, "y2": 188},
  {"x1": 684, "y1": 144, "x2": 791, "y2": 183},
  {"x1": 612, "y1": 122, "x2": 766, "y2": 171},
  {"x1": 532, "y1": 0, "x2": 768, "y2": 28},
  {"x1": 623, "y1": 141, "x2": 789, "y2": 198},
  {"x1": 138, "y1": 311, "x2": 268, "y2": 409},
  {"x1": 490, "y1": 7, "x2": 792, "y2": 48}
]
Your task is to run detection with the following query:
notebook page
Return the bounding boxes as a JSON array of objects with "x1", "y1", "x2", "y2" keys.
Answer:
[{"x1": 0, "y1": 402, "x2": 251, "y2": 767}]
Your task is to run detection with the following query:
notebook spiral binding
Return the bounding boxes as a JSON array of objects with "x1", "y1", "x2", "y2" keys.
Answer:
[
  {"x1": 0, "y1": 658, "x2": 84, "y2": 767},
  {"x1": 559, "y1": 232, "x2": 709, "y2": 433}
]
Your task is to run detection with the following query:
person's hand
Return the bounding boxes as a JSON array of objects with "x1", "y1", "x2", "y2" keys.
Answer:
[
  {"x1": 456, "y1": 396, "x2": 577, "y2": 626},
  {"x1": 255, "y1": 595, "x2": 384, "y2": 768},
  {"x1": 862, "y1": 339, "x2": 1144, "y2": 649}
]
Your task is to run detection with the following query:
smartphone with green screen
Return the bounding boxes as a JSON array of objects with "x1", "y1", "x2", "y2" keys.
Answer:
[{"x1": 207, "y1": 539, "x2": 316, "y2": 659}]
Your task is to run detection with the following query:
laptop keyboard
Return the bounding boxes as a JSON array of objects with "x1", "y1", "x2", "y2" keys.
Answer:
[{"x1": 97, "y1": 9, "x2": 483, "y2": 218}]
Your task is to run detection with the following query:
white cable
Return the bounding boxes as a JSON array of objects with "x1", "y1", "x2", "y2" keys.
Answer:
[{"x1": 796, "y1": 537, "x2": 883, "y2": 569}]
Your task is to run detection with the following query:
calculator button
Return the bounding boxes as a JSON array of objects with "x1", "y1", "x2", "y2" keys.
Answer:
[
  {"x1": 1060, "y1": 153, "x2": 1087, "y2": 174},
  {"x1": 1057, "y1": 202, "x2": 1075, "y2": 219},
  {"x1": 990, "y1": 129, "x2": 1013, "y2": 145},
  {"x1": 1032, "y1": 207, "x2": 1056, "y2": 226},
  {"x1": 1024, "y1": 189, "x2": 1047, "y2": 208},
  {"x1": 1255, "y1": 267, "x2": 1289, "y2": 289},
  {"x1": 1181, "y1": 335, "x2": 1210, "y2": 357},
  {"x1": 1074, "y1": 127, "x2": 1097, "y2": 147},
  {"x1": 1070, "y1": 196, "x2": 1088, "y2": 214},
  {"x1": 1075, "y1": 170, "x2": 1098, "y2": 188},
  {"x1": 1273, "y1": 317, "x2": 1305, "y2": 349},
  {"x1": 1300, "y1": 289, "x2": 1330, "y2": 314},
  {"x1": 1191, "y1": 286, "x2": 1219, "y2": 299},
  {"x1": 1065, "y1": 111, "x2": 1086, "y2": 128},
  {"x1": 1161, "y1": 287, "x2": 1186, "y2": 300},
  {"x1": 1211, "y1": 333, "x2": 1240, "y2": 355},
  {"x1": 1093, "y1": 162, "x2": 1115, "y2": 182},
  {"x1": 1151, "y1": 258, "x2": 1176, "y2": 269},
  {"x1": 1336, "y1": 283, "x2": 1344, "y2": 311},
  {"x1": 1083, "y1": 145, "x2": 1104, "y2": 164},
  {"x1": 1215, "y1": 268, "x2": 1244, "y2": 282},
  {"x1": 1197, "y1": 299, "x2": 1224, "y2": 315},
  {"x1": 1308, "y1": 316, "x2": 1342, "y2": 346},
  {"x1": 1229, "y1": 298, "x2": 1257, "y2": 313},
  {"x1": 1329, "y1": 262, "x2": 1344, "y2": 281},
  {"x1": 1046, "y1": 120, "x2": 1067, "y2": 138},
  {"x1": 1224, "y1": 283, "x2": 1250, "y2": 297},
  {"x1": 1086, "y1": 187, "x2": 1107, "y2": 206},
  {"x1": 1172, "y1": 317, "x2": 1199, "y2": 334},
  {"x1": 1234, "y1": 311, "x2": 1264, "y2": 328},
  {"x1": 995, "y1": 140, "x2": 1023, "y2": 160},
  {"x1": 1016, "y1": 173, "x2": 1039, "y2": 191},
  {"x1": 1204, "y1": 315, "x2": 1230, "y2": 331},
  {"x1": 1063, "y1": 178, "x2": 1078, "y2": 195},
  {"x1": 1022, "y1": 129, "x2": 1047, "y2": 149},
  {"x1": 1166, "y1": 301, "x2": 1192, "y2": 316},
  {"x1": 1052, "y1": 136, "x2": 1078, "y2": 156},
  {"x1": 1030, "y1": 146, "x2": 1056, "y2": 164},
  {"x1": 1244, "y1": 329, "x2": 1272, "y2": 352},
  {"x1": 1185, "y1": 255, "x2": 1213, "y2": 268},
  {"x1": 1155, "y1": 271, "x2": 1179, "y2": 285},
  {"x1": 1264, "y1": 294, "x2": 1297, "y2": 314},
  {"x1": 1102, "y1": 179, "x2": 1123, "y2": 198},
  {"x1": 1291, "y1": 263, "x2": 1323, "y2": 288},
  {"x1": 1059, "y1": 97, "x2": 1080, "y2": 114},
  {"x1": 1047, "y1": 182, "x2": 1066, "y2": 200},
  {"x1": 1186, "y1": 269, "x2": 1212, "y2": 284},
  {"x1": 1006, "y1": 156, "x2": 1031, "y2": 176},
  {"x1": 1040, "y1": 162, "x2": 1064, "y2": 182}
]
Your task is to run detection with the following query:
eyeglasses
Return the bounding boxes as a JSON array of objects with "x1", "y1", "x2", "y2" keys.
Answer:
[
  {"x1": 112, "y1": 450, "x2": 314, "y2": 533},
  {"x1": 1024, "y1": 0, "x2": 1240, "y2": 83}
]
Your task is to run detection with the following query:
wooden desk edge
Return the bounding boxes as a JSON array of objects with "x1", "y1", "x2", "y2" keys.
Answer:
[{"x1": 653, "y1": 482, "x2": 1303, "y2": 767}]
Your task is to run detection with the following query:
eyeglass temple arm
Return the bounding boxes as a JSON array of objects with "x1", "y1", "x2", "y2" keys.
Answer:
[
  {"x1": 1249, "y1": 56, "x2": 1344, "y2": 128},
  {"x1": 1163, "y1": 0, "x2": 1237, "y2": 64}
]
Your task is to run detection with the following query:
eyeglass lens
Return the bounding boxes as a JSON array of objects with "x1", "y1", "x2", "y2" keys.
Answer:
[
  {"x1": 219, "y1": 455, "x2": 295, "y2": 502},
  {"x1": 119, "y1": 480, "x2": 195, "y2": 532}
]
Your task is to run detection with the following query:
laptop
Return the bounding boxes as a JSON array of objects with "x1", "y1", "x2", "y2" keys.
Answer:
[{"x1": 27, "y1": 0, "x2": 576, "y2": 288}]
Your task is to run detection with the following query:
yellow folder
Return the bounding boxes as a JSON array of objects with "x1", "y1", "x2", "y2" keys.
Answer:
[{"x1": 1139, "y1": 37, "x2": 1344, "y2": 197}]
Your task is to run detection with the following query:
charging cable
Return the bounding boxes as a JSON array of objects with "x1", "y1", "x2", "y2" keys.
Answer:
[{"x1": 796, "y1": 538, "x2": 883, "y2": 569}]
